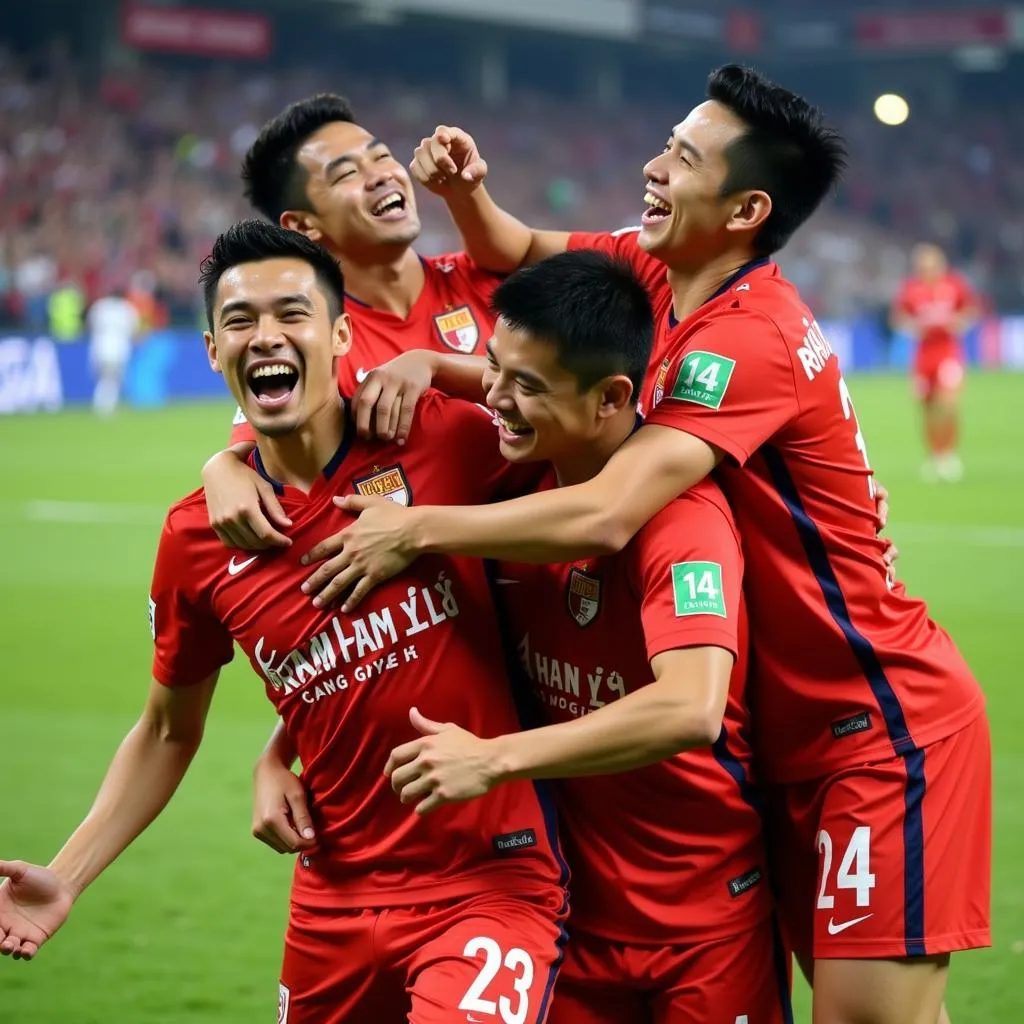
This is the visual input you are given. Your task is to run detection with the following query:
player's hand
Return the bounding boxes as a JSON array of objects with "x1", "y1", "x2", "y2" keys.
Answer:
[
  {"x1": 410, "y1": 125, "x2": 487, "y2": 196},
  {"x1": 352, "y1": 351, "x2": 436, "y2": 443},
  {"x1": 202, "y1": 450, "x2": 292, "y2": 550},
  {"x1": 252, "y1": 758, "x2": 316, "y2": 855},
  {"x1": 384, "y1": 708, "x2": 499, "y2": 815},
  {"x1": 301, "y1": 496, "x2": 420, "y2": 611},
  {"x1": 0, "y1": 860, "x2": 76, "y2": 961}
]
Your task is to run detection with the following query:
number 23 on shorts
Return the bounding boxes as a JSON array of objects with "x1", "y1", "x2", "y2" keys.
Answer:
[{"x1": 458, "y1": 936, "x2": 538, "y2": 1024}]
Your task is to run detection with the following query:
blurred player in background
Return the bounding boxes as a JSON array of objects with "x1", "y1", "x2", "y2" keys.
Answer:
[
  {"x1": 203, "y1": 94, "x2": 526, "y2": 548},
  {"x1": 0, "y1": 221, "x2": 569, "y2": 1024},
  {"x1": 86, "y1": 286, "x2": 141, "y2": 416},
  {"x1": 300, "y1": 66, "x2": 990, "y2": 1024},
  {"x1": 892, "y1": 243, "x2": 979, "y2": 482}
]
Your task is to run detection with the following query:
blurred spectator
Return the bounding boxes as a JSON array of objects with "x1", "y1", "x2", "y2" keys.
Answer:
[{"x1": 87, "y1": 287, "x2": 140, "y2": 416}]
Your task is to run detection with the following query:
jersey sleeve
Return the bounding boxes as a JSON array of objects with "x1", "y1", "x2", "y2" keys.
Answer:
[
  {"x1": 228, "y1": 405, "x2": 257, "y2": 446},
  {"x1": 567, "y1": 228, "x2": 666, "y2": 295},
  {"x1": 954, "y1": 273, "x2": 978, "y2": 311},
  {"x1": 629, "y1": 486, "x2": 743, "y2": 662},
  {"x1": 893, "y1": 281, "x2": 915, "y2": 316},
  {"x1": 150, "y1": 513, "x2": 234, "y2": 687},
  {"x1": 643, "y1": 307, "x2": 800, "y2": 466}
]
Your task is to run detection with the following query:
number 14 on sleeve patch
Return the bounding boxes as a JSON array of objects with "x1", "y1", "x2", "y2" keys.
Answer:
[
  {"x1": 671, "y1": 561, "x2": 726, "y2": 617},
  {"x1": 670, "y1": 351, "x2": 736, "y2": 410}
]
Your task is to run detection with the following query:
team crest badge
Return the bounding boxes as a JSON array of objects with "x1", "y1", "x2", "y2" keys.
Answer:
[
  {"x1": 652, "y1": 357, "x2": 671, "y2": 408},
  {"x1": 434, "y1": 305, "x2": 480, "y2": 353},
  {"x1": 566, "y1": 567, "x2": 601, "y2": 628},
  {"x1": 278, "y1": 982, "x2": 290, "y2": 1024},
  {"x1": 353, "y1": 465, "x2": 412, "y2": 506}
]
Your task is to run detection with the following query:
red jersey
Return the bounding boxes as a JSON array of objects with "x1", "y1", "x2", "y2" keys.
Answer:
[
  {"x1": 230, "y1": 252, "x2": 501, "y2": 445},
  {"x1": 151, "y1": 393, "x2": 566, "y2": 908},
  {"x1": 894, "y1": 271, "x2": 975, "y2": 349},
  {"x1": 497, "y1": 472, "x2": 770, "y2": 944},
  {"x1": 570, "y1": 230, "x2": 985, "y2": 783}
]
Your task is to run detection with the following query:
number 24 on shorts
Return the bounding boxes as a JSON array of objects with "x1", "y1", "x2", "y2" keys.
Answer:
[
  {"x1": 817, "y1": 826, "x2": 876, "y2": 911},
  {"x1": 459, "y1": 936, "x2": 535, "y2": 1024}
]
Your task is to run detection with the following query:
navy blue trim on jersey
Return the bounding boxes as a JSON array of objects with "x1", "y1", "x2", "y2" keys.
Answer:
[
  {"x1": 712, "y1": 724, "x2": 766, "y2": 817},
  {"x1": 760, "y1": 445, "x2": 916, "y2": 756},
  {"x1": 251, "y1": 447, "x2": 285, "y2": 496},
  {"x1": 536, "y1": 893, "x2": 570, "y2": 1024},
  {"x1": 343, "y1": 256, "x2": 431, "y2": 310},
  {"x1": 667, "y1": 257, "x2": 771, "y2": 327},
  {"x1": 903, "y1": 747, "x2": 927, "y2": 956}
]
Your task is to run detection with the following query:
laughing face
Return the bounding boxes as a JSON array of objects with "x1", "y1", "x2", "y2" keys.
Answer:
[
  {"x1": 283, "y1": 121, "x2": 421, "y2": 258},
  {"x1": 638, "y1": 100, "x2": 755, "y2": 267},
  {"x1": 482, "y1": 319, "x2": 628, "y2": 467},
  {"x1": 205, "y1": 257, "x2": 350, "y2": 437}
]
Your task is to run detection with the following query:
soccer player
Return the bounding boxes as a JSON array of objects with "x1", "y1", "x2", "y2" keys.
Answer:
[
  {"x1": 86, "y1": 285, "x2": 141, "y2": 416},
  {"x1": 0, "y1": 221, "x2": 569, "y2": 1024},
  {"x1": 299, "y1": 67, "x2": 991, "y2": 1024},
  {"x1": 256, "y1": 250, "x2": 791, "y2": 1022},
  {"x1": 891, "y1": 243, "x2": 979, "y2": 482},
  {"x1": 205, "y1": 95, "x2": 525, "y2": 550}
]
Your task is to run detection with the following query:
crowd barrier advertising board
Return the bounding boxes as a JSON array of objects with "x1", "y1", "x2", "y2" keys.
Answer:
[{"x1": 1, "y1": 318, "x2": 1019, "y2": 415}]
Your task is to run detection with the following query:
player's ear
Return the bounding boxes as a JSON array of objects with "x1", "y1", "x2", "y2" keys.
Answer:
[
  {"x1": 725, "y1": 189, "x2": 772, "y2": 238},
  {"x1": 596, "y1": 374, "x2": 634, "y2": 419},
  {"x1": 331, "y1": 312, "x2": 352, "y2": 358},
  {"x1": 204, "y1": 330, "x2": 222, "y2": 374},
  {"x1": 280, "y1": 210, "x2": 323, "y2": 244}
]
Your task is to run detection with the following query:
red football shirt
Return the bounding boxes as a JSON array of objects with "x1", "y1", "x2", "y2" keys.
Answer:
[
  {"x1": 151, "y1": 394, "x2": 566, "y2": 908},
  {"x1": 895, "y1": 271, "x2": 976, "y2": 349},
  {"x1": 497, "y1": 473, "x2": 770, "y2": 944},
  {"x1": 230, "y1": 252, "x2": 501, "y2": 444},
  {"x1": 570, "y1": 230, "x2": 985, "y2": 783}
]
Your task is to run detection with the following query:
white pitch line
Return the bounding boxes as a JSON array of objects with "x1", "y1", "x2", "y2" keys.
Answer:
[{"x1": 3, "y1": 502, "x2": 1024, "y2": 547}]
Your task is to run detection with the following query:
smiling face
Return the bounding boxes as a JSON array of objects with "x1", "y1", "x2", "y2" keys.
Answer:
[
  {"x1": 282, "y1": 121, "x2": 421, "y2": 258},
  {"x1": 639, "y1": 100, "x2": 766, "y2": 267},
  {"x1": 204, "y1": 257, "x2": 350, "y2": 437},
  {"x1": 482, "y1": 319, "x2": 632, "y2": 467}
]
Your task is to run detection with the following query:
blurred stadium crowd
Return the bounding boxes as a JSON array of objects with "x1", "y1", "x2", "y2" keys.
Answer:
[{"x1": 2, "y1": 30, "x2": 1023, "y2": 332}]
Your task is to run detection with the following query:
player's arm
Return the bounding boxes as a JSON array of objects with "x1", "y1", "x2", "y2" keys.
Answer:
[
  {"x1": 410, "y1": 125, "x2": 569, "y2": 272},
  {"x1": 386, "y1": 646, "x2": 732, "y2": 812},
  {"x1": 200, "y1": 436, "x2": 293, "y2": 550},
  {"x1": 0, "y1": 674, "x2": 217, "y2": 960},
  {"x1": 251, "y1": 721, "x2": 317, "y2": 855},
  {"x1": 890, "y1": 284, "x2": 920, "y2": 336},
  {"x1": 308, "y1": 425, "x2": 720, "y2": 610}
]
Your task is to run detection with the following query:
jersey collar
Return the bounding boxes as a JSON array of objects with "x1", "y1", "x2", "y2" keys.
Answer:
[{"x1": 668, "y1": 257, "x2": 771, "y2": 327}]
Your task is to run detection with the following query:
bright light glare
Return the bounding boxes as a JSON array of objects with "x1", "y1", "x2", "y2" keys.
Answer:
[{"x1": 874, "y1": 93, "x2": 909, "y2": 126}]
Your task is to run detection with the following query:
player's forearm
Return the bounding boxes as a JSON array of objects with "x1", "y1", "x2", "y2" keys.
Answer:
[
  {"x1": 202, "y1": 442, "x2": 256, "y2": 481},
  {"x1": 431, "y1": 354, "x2": 489, "y2": 403},
  {"x1": 257, "y1": 719, "x2": 299, "y2": 771},
  {"x1": 443, "y1": 187, "x2": 534, "y2": 273},
  {"x1": 47, "y1": 718, "x2": 202, "y2": 898},
  {"x1": 488, "y1": 680, "x2": 722, "y2": 780}
]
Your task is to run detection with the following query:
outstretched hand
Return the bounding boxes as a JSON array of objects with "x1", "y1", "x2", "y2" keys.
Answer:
[{"x1": 0, "y1": 860, "x2": 76, "y2": 961}]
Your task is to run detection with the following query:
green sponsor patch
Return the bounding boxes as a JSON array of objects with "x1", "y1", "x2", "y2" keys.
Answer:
[
  {"x1": 669, "y1": 350, "x2": 736, "y2": 410},
  {"x1": 671, "y1": 561, "x2": 726, "y2": 618}
]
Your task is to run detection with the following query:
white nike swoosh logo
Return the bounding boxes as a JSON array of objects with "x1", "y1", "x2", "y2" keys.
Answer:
[
  {"x1": 827, "y1": 913, "x2": 873, "y2": 935},
  {"x1": 227, "y1": 555, "x2": 259, "y2": 576},
  {"x1": 493, "y1": 578, "x2": 520, "y2": 585},
  {"x1": 355, "y1": 368, "x2": 370, "y2": 383}
]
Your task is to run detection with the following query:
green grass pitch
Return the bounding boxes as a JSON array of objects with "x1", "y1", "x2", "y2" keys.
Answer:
[{"x1": 0, "y1": 371, "x2": 1021, "y2": 1022}]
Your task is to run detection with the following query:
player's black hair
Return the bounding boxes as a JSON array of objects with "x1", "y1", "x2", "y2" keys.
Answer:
[
  {"x1": 241, "y1": 94, "x2": 357, "y2": 222},
  {"x1": 199, "y1": 219, "x2": 346, "y2": 330},
  {"x1": 490, "y1": 250, "x2": 653, "y2": 400},
  {"x1": 707, "y1": 64, "x2": 847, "y2": 256}
]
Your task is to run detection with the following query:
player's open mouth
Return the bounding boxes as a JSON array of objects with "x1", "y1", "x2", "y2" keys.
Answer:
[
  {"x1": 247, "y1": 360, "x2": 300, "y2": 408},
  {"x1": 642, "y1": 191, "x2": 672, "y2": 225},
  {"x1": 370, "y1": 190, "x2": 408, "y2": 221},
  {"x1": 494, "y1": 412, "x2": 534, "y2": 444}
]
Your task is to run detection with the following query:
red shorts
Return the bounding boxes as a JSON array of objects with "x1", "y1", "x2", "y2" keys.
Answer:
[
  {"x1": 913, "y1": 340, "x2": 964, "y2": 399},
  {"x1": 767, "y1": 714, "x2": 991, "y2": 960},
  {"x1": 279, "y1": 887, "x2": 568, "y2": 1024},
  {"x1": 547, "y1": 919, "x2": 792, "y2": 1024}
]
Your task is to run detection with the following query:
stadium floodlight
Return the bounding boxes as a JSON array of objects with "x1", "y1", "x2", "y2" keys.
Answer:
[{"x1": 873, "y1": 93, "x2": 910, "y2": 126}]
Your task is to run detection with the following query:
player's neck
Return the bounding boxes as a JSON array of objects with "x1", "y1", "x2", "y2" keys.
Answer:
[
  {"x1": 255, "y1": 399, "x2": 347, "y2": 493},
  {"x1": 551, "y1": 412, "x2": 637, "y2": 488},
  {"x1": 666, "y1": 250, "x2": 758, "y2": 320},
  {"x1": 339, "y1": 247, "x2": 425, "y2": 318}
]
